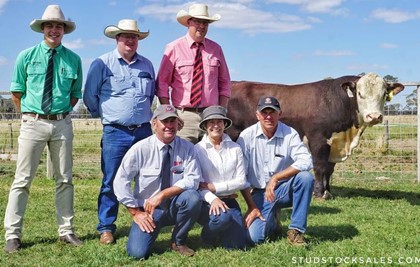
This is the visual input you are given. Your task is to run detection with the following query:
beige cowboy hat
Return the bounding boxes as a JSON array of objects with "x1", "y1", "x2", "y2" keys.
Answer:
[
  {"x1": 30, "y1": 5, "x2": 76, "y2": 34},
  {"x1": 104, "y1": 19, "x2": 149, "y2": 40},
  {"x1": 176, "y1": 4, "x2": 221, "y2": 27}
]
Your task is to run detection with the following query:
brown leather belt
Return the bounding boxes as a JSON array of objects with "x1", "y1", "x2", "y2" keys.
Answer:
[
  {"x1": 23, "y1": 112, "x2": 69, "y2": 120},
  {"x1": 175, "y1": 107, "x2": 205, "y2": 113}
]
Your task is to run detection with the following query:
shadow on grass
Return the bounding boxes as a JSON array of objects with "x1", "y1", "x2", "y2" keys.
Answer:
[
  {"x1": 331, "y1": 185, "x2": 420, "y2": 206},
  {"x1": 306, "y1": 224, "x2": 359, "y2": 243}
]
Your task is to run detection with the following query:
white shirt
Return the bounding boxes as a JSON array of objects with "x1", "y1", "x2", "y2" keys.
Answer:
[
  {"x1": 113, "y1": 135, "x2": 201, "y2": 208},
  {"x1": 237, "y1": 121, "x2": 313, "y2": 189},
  {"x1": 195, "y1": 133, "x2": 247, "y2": 204}
]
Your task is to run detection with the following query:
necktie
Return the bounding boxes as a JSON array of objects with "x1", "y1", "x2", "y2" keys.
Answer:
[
  {"x1": 41, "y1": 49, "x2": 56, "y2": 114},
  {"x1": 160, "y1": 145, "x2": 171, "y2": 209},
  {"x1": 190, "y1": 42, "x2": 203, "y2": 107}
]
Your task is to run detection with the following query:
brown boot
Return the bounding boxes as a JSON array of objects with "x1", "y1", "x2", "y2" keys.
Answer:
[
  {"x1": 99, "y1": 232, "x2": 114, "y2": 245},
  {"x1": 171, "y1": 243, "x2": 195, "y2": 256},
  {"x1": 287, "y1": 229, "x2": 307, "y2": 247}
]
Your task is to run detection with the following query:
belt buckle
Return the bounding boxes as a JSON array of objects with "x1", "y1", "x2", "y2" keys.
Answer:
[
  {"x1": 128, "y1": 125, "x2": 138, "y2": 130},
  {"x1": 56, "y1": 113, "x2": 63, "y2": 120}
]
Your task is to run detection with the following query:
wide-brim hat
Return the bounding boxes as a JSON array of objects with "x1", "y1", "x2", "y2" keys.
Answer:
[
  {"x1": 199, "y1": 105, "x2": 232, "y2": 131},
  {"x1": 104, "y1": 19, "x2": 149, "y2": 40},
  {"x1": 30, "y1": 5, "x2": 76, "y2": 34},
  {"x1": 176, "y1": 4, "x2": 221, "y2": 27},
  {"x1": 257, "y1": 96, "x2": 281, "y2": 112}
]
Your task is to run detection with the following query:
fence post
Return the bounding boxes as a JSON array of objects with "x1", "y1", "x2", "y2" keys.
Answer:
[{"x1": 417, "y1": 85, "x2": 420, "y2": 183}]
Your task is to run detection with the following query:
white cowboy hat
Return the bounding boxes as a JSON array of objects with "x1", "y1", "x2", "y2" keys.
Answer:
[
  {"x1": 104, "y1": 19, "x2": 149, "y2": 40},
  {"x1": 176, "y1": 4, "x2": 221, "y2": 27},
  {"x1": 30, "y1": 5, "x2": 76, "y2": 34}
]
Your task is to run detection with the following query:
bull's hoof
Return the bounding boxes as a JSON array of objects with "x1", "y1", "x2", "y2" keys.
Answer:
[{"x1": 322, "y1": 191, "x2": 333, "y2": 200}]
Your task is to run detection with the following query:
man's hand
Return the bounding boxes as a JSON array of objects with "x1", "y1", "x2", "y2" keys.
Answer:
[
  {"x1": 133, "y1": 210, "x2": 156, "y2": 233},
  {"x1": 209, "y1": 198, "x2": 229, "y2": 215},
  {"x1": 265, "y1": 178, "x2": 278, "y2": 203},
  {"x1": 144, "y1": 193, "x2": 165, "y2": 215},
  {"x1": 244, "y1": 207, "x2": 265, "y2": 228}
]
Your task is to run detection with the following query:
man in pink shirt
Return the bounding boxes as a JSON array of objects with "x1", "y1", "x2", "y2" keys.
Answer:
[{"x1": 157, "y1": 3, "x2": 231, "y2": 144}]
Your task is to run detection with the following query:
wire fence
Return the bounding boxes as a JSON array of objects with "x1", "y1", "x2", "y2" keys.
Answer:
[{"x1": 0, "y1": 111, "x2": 417, "y2": 183}]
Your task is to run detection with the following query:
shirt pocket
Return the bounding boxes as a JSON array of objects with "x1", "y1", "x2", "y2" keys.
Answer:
[
  {"x1": 138, "y1": 71, "x2": 154, "y2": 97},
  {"x1": 26, "y1": 63, "x2": 46, "y2": 90},
  {"x1": 176, "y1": 60, "x2": 194, "y2": 77},
  {"x1": 139, "y1": 168, "x2": 161, "y2": 193},
  {"x1": 58, "y1": 65, "x2": 78, "y2": 91},
  {"x1": 204, "y1": 58, "x2": 220, "y2": 76}
]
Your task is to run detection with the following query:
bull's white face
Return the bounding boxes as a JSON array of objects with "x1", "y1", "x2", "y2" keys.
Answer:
[{"x1": 355, "y1": 73, "x2": 388, "y2": 126}]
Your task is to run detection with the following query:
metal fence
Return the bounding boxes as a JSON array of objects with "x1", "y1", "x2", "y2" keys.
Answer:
[{"x1": 0, "y1": 111, "x2": 417, "y2": 183}]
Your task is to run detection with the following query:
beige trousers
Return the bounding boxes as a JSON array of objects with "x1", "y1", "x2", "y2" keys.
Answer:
[
  {"x1": 176, "y1": 110, "x2": 204, "y2": 144},
  {"x1": 4, "y1": 114, "x2": 75, "y2": 240}
]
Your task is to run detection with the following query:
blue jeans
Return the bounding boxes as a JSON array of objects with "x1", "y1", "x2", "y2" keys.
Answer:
[
  {"x1": 97, "y1": 124, "x2": 152, "y2": 234},
  {"x1": 247, "y1": 171, "x2": 314, "y2": 245},
  {"x1": 198, "y1": 198, "x2": 246, "y2": 250},
  {"x1": 126, "y1": 190, "x2": 201, "y2": 260}
]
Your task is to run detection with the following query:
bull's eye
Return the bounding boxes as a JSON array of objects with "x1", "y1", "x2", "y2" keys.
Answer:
[{"x1": 358, "y1": 91, "x2": 364, "y2": 99}]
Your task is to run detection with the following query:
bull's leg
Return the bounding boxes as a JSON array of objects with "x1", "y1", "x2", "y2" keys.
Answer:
[
  {"x1": 322, "y1": 162, "x2": 336, "y2": 200},
  {"x1": 308, "y1": 137, "x2": 331, "y2": 200}
]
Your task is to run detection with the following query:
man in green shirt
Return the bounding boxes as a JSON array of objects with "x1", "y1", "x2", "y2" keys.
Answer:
[{"x1": 4, "y1": 5, "x2": 83, "y2": 253}]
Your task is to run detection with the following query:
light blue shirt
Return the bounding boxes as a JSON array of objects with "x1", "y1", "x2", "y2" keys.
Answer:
[
  {"x1": 83, "y1": 49, "x2": 155, "y2": 126},
  {"x1": 237, "y1": 121, "x2": 313, "y2": 189},
  {"x1": 113, "y1": 135, "x2": 201, "y2": 208},
  {"x1": 195, "y1": 133, "x2": 247, "y2": 204}
]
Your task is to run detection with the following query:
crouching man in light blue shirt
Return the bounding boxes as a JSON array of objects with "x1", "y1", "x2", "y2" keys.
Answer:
[
  {"x1": 113, "y1": 105, "x2": 201, "y2": 260},
  {"x1": 237, "y1": 96, "x2": 314, "y2": 247}
]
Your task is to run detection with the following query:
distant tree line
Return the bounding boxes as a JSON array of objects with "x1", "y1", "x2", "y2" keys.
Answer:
[{"x1": 1, "y1": 73, "x2": 418, "y2": 117}]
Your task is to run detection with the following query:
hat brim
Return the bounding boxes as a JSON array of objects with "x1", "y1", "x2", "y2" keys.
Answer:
[
  {"x1": 104, "y1": 25, "x2": 149, "y2": 40},
  {"x1": 257, "y1": 105, "x2": 281, "y2": 112},
  {"x1": 176, "y1": 10, "x2": 221, "y2": 27},
  {"x1": 30, "y1": 19, "x2": 76, "y2": 34},
  {"x1": 199, "y1": 116, "x2": 232, "y2": 131}
]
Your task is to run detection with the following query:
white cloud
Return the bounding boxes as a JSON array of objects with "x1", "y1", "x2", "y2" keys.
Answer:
[
  {"x1": 137, "y1": 2, "x2": 312, "y2": 35},
  {"x1": 346, "y1": 64, "x2": 388, "y2": 71},
  {"x1": 0, "y1": 0, "x2": 9, "y2": 14},
  {"x1": 268, "y1": 0, "x2": 347, "y2": 15},
  {"x1": 381, "y1": 43, "x2": 398, "y2": 49},
  {"x1": 370, "y1": 8, "x2": 418, "y2": 23},
  {"x1": 63, "y1": 38, "x2": 84, "y2": 50},
  {"x1": 0, "y1": 56, "x2": 8, "y2": 65},
  {"x1": 314, "y1": 49, "x2": 354, "y2": 56}
]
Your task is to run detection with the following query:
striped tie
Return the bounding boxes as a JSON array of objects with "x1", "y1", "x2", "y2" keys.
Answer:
[
  {"x1": 190, "y1": 42, "x2": 203, "y2": 107},
  {"x1": 41, "y1": 49, "x2": 56, "y2": 114}
]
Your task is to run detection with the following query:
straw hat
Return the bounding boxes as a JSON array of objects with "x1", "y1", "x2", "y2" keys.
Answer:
[
  {"x1": 176, "y1": 4, "x2": 221, "y2": 27},
  {"x1": 199, "y1": 106, "x2": 232, "y2": 131},
  {"x1": 30, "y1": 5, "x2": 75, "y2": 34},
  {"x1": 104, "y1": 19, "x2": 149, "y2": 40}
]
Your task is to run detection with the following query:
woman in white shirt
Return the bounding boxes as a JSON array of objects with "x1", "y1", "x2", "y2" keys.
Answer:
[{"x1": 195, "y1": 105, "x2": 247, "y2": 249}]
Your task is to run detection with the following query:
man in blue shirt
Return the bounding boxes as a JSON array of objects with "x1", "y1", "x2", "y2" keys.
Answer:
[
  {"x1": 237, "y1": 96, "x2": 314, "y2": 247},
  {"x1": 114, "y1": 105, "x2": 201, "y2": 259},
  {"x1": 83, "y1": 19, "x2": 155, "y2": 245}
]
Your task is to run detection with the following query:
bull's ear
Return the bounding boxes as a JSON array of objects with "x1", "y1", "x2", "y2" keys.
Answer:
[
  {"x1": 386, "y1": 82, "x2": 405, "y2": 101},
  {"x1": 342, "y1": 81, "x2": 356, "y2": 98}
]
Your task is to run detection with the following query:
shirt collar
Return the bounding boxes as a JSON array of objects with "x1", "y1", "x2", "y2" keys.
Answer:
[
  {"x1": 256, "y1": 122, "x2": 284, "y2": 140},
  {"x1": 185, "y1": 34, "x2": 206, "y2": 49},
  {"x1": 202, "y1": 133, "x2": 231, "y2": 149},
  {"x1": 41, "y1": 42, "x2": 63, "y2": 54},
  {"x1": 113, "y1": 48, "x2": 140, "y2": 63},
  {"x1": 155, "y1": 136, "x2": 174, "y2": 151}
]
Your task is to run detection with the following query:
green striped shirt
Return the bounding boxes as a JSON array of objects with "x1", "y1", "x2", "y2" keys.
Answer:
[{"x1": 10, "y1": 41, "x2": 82, "y2": 114}]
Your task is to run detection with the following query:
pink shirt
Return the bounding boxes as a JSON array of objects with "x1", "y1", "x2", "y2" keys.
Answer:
[{"x1": 157, "y1": 34, "x2": 231, "y2": 108}]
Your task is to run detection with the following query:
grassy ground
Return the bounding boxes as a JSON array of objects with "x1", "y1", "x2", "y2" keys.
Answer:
[{"x1": 0, "y1": 163, "x2": 419, "y2": 267}]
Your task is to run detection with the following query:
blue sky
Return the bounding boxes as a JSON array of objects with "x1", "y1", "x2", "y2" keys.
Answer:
[{"x1": 1, "y1": 0, "x2": 419, "y2": 106}]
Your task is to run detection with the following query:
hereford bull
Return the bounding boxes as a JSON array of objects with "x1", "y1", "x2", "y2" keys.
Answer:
[{"x1": 226, "y1": 73, "x2": 404, "y2": 199}]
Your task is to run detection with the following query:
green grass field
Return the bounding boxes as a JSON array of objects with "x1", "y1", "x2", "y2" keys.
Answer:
[
  {"x1": 0, "y1": 164, "x2": 419, "y2": 266},
  {"x1": 0, "y1": 115, "x2": 418, "y2": 266}
]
